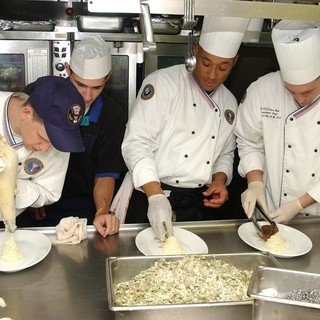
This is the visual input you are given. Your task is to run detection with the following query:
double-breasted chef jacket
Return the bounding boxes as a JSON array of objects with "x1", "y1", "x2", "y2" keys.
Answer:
[
  {"x1": 0, "y1": 92, "x2": 69, "y2": 216},
  {"x1": 235, "y1": 71, "x2": 320, "y2": 215},
  {"x1": 122, "y1": 64, "x2": 237, "y2": 190}
]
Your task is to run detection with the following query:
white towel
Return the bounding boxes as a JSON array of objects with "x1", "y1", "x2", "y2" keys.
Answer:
[
  {"x1": 110, "y1": 171, "x2": 134, "y2": 223},
  {"x1": 54, "y1": 216, "x2": 88, "y2": 245}
]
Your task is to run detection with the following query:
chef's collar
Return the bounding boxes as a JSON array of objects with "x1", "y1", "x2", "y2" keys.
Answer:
[{"x1": 295, "y1": 93, "x2": 320, "y2": 109}]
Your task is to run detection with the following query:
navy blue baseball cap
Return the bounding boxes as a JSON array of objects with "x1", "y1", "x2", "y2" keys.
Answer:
[{"x1": 28, "y1": 76, "x2": 85, "y2": 152}]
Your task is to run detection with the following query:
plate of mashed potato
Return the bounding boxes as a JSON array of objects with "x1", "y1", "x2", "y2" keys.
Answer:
[
  {"x1": 135, "y1": 226, "x2": 208, "y2": 256},
  {"x1": 0, "y1": 230, "x2": 51, "y2": 272},
  {"x1": 238, "y1": 222, "x2": 312, "y2": 258}
]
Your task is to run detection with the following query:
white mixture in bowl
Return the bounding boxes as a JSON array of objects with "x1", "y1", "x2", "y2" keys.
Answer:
[
  {"x1": 1, "y1": 234, "x2": 23, "y2": 262},
  {"x1": 264, "y1": 233, "x2": 289, "y2": 252},
  {"x1": 160, "y1": 235, "x2": 187, "y2": 254}
]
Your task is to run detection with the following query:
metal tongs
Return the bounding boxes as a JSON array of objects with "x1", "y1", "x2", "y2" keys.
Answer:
[{"x1": 252, "y1": 202, "x2": 278, "y2": 234}]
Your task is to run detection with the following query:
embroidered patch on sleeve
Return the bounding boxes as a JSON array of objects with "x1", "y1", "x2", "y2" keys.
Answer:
[
  {"x1": 141, "y1": 84, "x2": 155, "y2": 100},
  {"x1": 224, "y1": 109, "x2": 235, "y2": 125},
  {"x1": 24, "y1": 158, "x2": 44, "y2": 175}
]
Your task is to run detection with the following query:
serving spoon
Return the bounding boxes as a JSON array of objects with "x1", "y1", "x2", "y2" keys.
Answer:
[{"x1": 185, "y1": 31, "x2": 196, "y2": 72}]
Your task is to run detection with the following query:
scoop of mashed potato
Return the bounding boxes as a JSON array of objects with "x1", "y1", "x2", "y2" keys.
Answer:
[
  {"x1": 160, "y1": 236, "x2": 187, "y2": 254},
  {"x1": 265, "y1": 233, "x2": 289, "y2": 252},
  {"x1": 1, "y1": 234, "x2": 23, "y2": 262}
]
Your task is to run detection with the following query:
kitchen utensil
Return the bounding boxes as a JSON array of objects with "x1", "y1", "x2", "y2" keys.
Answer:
[
  {"x1": 252, "y1": 202, "x2": 278, "y2": 240},
  {"x1": 181, "y1": 0, "x2": 198, "y2": 30},
  {"x1": 185, "y1": 31, "x2": 196, "y2": 72}
]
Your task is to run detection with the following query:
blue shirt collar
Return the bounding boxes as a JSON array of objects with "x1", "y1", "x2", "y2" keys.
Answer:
[
  {"x1": 87, "y1": 94, "x2": 103, "y2": 123},
  {"x1": 66, "y1": 77, "x2": 103, "y2": 124}
]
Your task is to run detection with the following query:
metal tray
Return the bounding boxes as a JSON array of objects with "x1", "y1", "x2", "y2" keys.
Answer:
[
  {"x1": 133, "y1": 16, "x2": 182, "y2": 35},
  {"x1": 106, "y1": 252, "x2": 282, "y2": 320},
  {"x1": 248, "y1": 266, "x2": 320, "y2": 320},
  {"x1": 77, "y1": 16, "x2": 124, "y2": 33},
  {"x1": 12, "y1": 21, "x2": 55, "y2": 31}
]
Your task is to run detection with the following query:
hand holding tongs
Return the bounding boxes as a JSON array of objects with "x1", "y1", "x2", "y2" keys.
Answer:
[{"x1": 252, "y1": 202, "x2": 278, "y2": 239}]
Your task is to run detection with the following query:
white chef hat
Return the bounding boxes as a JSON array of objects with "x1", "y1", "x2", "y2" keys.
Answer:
[
  {"x1": 70, "y1": 35, "x2": 112, "y2": 79},
  {"x1": 199, "y1": 16, "x2": 251, "y2": 58},
  {"x1": 272, "y1": 20, "x2": 320, "y2": 85}
]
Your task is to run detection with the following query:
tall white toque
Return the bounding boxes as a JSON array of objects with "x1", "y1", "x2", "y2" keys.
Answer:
[
  {"x1": 272, "y1": 20, "x2": 320, "y2": 85},
  {"x1": 199, "y1": 16, "x2": 251, "y2": 58},
  {"x1": 70, "y1": 35, "x2": 112, "y2": 79}
]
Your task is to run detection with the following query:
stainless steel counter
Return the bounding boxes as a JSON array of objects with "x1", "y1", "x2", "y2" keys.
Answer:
[{"x1": 1, "y1": 217, "x2": 320, "y2": 320}]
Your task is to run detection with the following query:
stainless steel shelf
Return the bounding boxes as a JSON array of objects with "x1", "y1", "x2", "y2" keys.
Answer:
[{"x1": 0, "y1": 30, "x2": 70, "y2": 40}]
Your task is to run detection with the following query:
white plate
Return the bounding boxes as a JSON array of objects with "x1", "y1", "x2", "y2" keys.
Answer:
[
  {"x1": 238, "y1": 222, "x2": 312, "y2": 258},
  {"x1": 135, "y1": 226, "x2": 208, "y2": 256},
  {"x1": 0, "y1": 230, "x2": 52, "y2": 272}
]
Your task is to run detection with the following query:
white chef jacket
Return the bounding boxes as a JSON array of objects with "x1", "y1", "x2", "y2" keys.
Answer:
[
  {"x1": 235, "y1": 71, "x2": 320, "y2": 215},
  {"x1": 0, "y1": 92, "x2": 70, "y2": 217},
  {"x1": 122, "y1": 64, "x2": 237, "y2": 189}
]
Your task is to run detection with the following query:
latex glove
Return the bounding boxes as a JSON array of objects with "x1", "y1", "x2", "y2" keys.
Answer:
[
  {"x1": 241, "y1": 181, "x2": 268, "y2": 219},
  {"x1": 147, "y1": 194, "x2": 173, "y2": 242},
  {"x1": 269, "y1": 199, "x2": 303, "y2": 224}
]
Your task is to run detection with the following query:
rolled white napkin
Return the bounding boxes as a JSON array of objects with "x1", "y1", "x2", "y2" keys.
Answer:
[{"x1": 54, "y1": 216, "x2": 87, "y2": 245}]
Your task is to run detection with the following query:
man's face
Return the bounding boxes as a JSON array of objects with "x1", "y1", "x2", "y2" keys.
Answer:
[
  {"x1": 19, "y1": 107, "x2": 51, "y2": 152},
  {"x1": 68, "y1": 70, "x2": 108, "y2": 108},
  {"x1": 285, "y1": 76, "x2": 320, "y2": 107},
  {"x1": 192, "y1": 44, "x2": 238, "y2": 92}
]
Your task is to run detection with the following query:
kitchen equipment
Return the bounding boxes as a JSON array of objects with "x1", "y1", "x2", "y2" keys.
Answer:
[
  {"x1": 0, "y1": 40, "x2": 51, "y2": 91},
  {"x1": 12, "y1": 20, "x2": 55, "y2": 31},
  {"x1": 135, "y1": 226, "x2": 208, "y2": 255},
  {"x1": 252, "y1": 202, "x2": 278, "y2": 239},
  {"x1": 181, "y1": 0, "x2": 198, "y2": 31},
  {"x1": 0, "y1": 230, "x2": 52, "y2": 273},
  {"x1": 133, "y1": 16, "x2": 182, "y2": 35},
  {"x1": 65, "y1": 0, "x2": 74, "y2": 16},
  {"x1": 185, "y1": 31, "x2": 196, "y2": 72},
  {"x1": 76, "y1": 16, "x2": 124, "y2": 33},
  {"x1": 248, "y1": 266, "x2": 320, "y2": 320},
  {"x1": 106, "y1": 252, "x2": 282, "y2": 320},
  {"x1": 238, "y1": 222, "x2": 313, "y2": 258},
  {"x1": 52, "y1": 40, "x2": 71, "y2": 78}
]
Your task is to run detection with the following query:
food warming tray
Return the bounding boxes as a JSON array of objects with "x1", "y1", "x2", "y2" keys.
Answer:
[
  {"x1": 77, "y1": 16, "x2": 124, "y2": 32},
  {"x1": 12, "y1": 20, "x2": 55, "y2": 31},
  {"x1": 248, "y1": 266, "x2": 320, "y2": 320},
  {"x1": 106, "y1": 252, "x2": 283, "y2": 320}
]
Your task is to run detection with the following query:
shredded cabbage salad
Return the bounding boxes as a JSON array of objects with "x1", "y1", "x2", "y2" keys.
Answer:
[{"x1": 114, "y1": 255, "x2": 252, "y2": 305}]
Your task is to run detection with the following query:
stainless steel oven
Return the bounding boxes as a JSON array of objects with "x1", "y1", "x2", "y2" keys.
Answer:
[
  {"x1": 144, "y1": 42, "x2": 188, "y2": 77},
  {"x1": 0, "y1": 40, "x2": 51, "y2": 91}
]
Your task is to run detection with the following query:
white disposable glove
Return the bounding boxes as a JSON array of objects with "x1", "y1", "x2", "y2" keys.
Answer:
[
  {"x1": 147, "y1": 194, "x2": 173, "y2": 242},
  {"x1": 269, "y1": 199, "x2": 303, "y2": 224},
  {"x1": 241, "y1": 181, "x2": 268, "y2": 218}
]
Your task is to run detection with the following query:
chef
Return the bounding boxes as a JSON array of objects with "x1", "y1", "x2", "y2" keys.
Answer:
[
  {"x1": 0, "y1": 76, "x2": 85, "y2": 230},
  {"x1": 235, "y1": 20, "x2": 320, "y2": 223},
  {"x1": 121, "y1": 16, "x2": 251, "y2": 241}
]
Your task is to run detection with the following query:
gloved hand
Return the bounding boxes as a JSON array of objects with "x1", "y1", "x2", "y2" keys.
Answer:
[
  {"x1": 147, "y1": 194, "x2": 173, "y2": 242},
  {"x1": 241, "y1": 181, "x2": 268, "y2": 218},
  {"x1": 269, "y1": 199, "x2": 303, "y2": 224}
]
